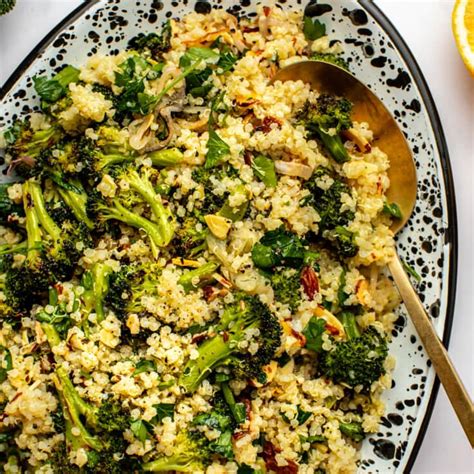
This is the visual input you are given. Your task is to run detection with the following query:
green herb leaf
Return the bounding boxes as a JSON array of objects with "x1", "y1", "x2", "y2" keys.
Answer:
[
  {"x1": 193, "y1": 411, "x2": 232, "y2": 432},
  {"x1": 337, "y1": 268, "x2": 348, "y2": 307},
  {"x1": 339, "y1": 421, "x2": 365, "y2": 442},
  {"x1": 237, "y1": 465, "x2": 263, "y2": 474},
  {"x1": 303, "y1": 16, "x2": 326, "y2": 41},
  {"x1": 134, "y1": 359, "x2": 156, "y2": 376},
  {"x1": 299, "y1": 434, "x2": 326, "y2": 444},
  {"x1": 296, "y1": 406, "x2": 312, "y2": 425},
  {"x1": 217, "y1": 47, "x2": 238, "y2": 74},
  {"x1": 251, "y1": 155, "x2": 277, "y2": 187},
  {"x1": 205, "y1": 128, "x2": 230, "y2": 169},
  {"x1": 152, "y1": 403, "x2": 175, "y2": 423},
  {"x1": 402, "y1": 260, "x2": 421, "y2": 282},
  {"x1": 251, "y1": 227, "x2": 308, "y2": 270},
  {"x1": 33, "y1": 65, "x2": 80, "y2": 102},
  {"x1": 130, "y1": 419, "x2": 151, "y2": 443},
  {"x1": 383, "y1": 202, "x2": 402, "y2": 219},
  {"x1": 302, "y1": 316, "x2": 326, "y2": 353},
  {"x1": 276, "y1": 352, "x2": 291, "y2": 367},
  {"x1": 209, "y1": 430, "x2": 234, "y2": 459}
]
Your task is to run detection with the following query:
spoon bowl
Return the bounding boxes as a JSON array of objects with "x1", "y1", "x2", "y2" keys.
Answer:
[
  {"x1": 271, "y1": 61, "x2": 416, "y2": 234},
  {"x1": 271, "y1": 60, "x2": 474, "y2": 446}
]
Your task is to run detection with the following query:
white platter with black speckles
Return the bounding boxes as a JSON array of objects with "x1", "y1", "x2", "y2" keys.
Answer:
[{"x1": 0, "y1": 0, "x2": 457, "y2": 472}]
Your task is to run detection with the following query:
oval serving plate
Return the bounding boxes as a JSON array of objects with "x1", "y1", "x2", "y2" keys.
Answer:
[{"x1": 0, "y1": 1, "x2": 457, "y2": 472}]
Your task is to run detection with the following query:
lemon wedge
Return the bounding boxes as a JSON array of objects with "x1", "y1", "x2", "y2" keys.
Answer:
[{"x1": 453, "y1": 0, "x2": 474, "y2": 75}]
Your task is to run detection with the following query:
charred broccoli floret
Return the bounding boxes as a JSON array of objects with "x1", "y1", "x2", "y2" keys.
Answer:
[
  {"x1": 319, "y1": 312, "x2": 388, "y2": 390},
  {"x1": 172, "y1": 216, "x2": 208, "y2": 257},
  {"x1": 270, "y1": 269, "x2": 303, "y2": 312},
  {"x1": 179, "y1": 294, "x2": 282, "y2": 392},
  {"x1": 298, "y1": 94, "x2": 353, "y2": 163},
  {"x1": 142, "y1": 430, "x2": 211, "y2": 472},
  {"x1": 129, "y1": 20, "x2": 172, "y2": 60},
  {"x1": 91, "y1": 166, "x2": 175, "y2": 256}
]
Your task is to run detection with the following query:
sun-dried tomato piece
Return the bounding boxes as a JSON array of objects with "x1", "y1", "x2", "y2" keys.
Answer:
[
  {"x1": 300, "y1": 266, "x2": 319, "y2": 300},
  {"x1": 262, "y1": 442, "x2": 298, "y2": 474}
]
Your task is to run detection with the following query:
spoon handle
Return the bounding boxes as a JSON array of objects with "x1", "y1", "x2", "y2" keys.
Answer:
[{"x1": 388, "y1": 253, "x2": 474, "y2": 447}]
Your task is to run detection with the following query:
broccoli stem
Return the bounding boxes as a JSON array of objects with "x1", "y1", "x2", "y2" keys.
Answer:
[
  {"x1": 28, "y1": 180, "x2": 63, "y2": 254},
  {"x1": 57, "y1": 186, "x2": 94, "y2": 230},
  {"x1": 124, "y1": 169, "x2": 175, "y2": 246},
  {"x1": 147, "y1": 148, "x2": 184, "y2": 167},
  {"x1": 22, "y1": 181, "x2": 43, "y2": 265},
  {"x1": 100, "y1": 199, "x2": 163, "y2": 258},
  {"x1": 91, "y1": 263, "x2": 112, "y2": 323},
  {"x1": 339, "y1": 421, "x2": 365, "y2": 442},
  {"x1": 339, "y1": 312, "x2": 360, "y2": 340},
  {"x1": 178, "y1": 261, "x2": 219, "y2": 292},
  {"x1": 0, "y1": 241, "x2": 27, "y2": 256},
  {"x1": 142, "y1": 456, "x2": 196, "y2": 472},
  {"x1": 180, "y1": 335, "x2": 233, "y2": 393},
  {"x1": 97, "y1": 153, "x2": 135, "y2": 171},
  {"x1": 41, "y1": 322, "x2": 62, "y2": 347},
  {"x1": 52, "y1": 368, "x2": 104, "y2": 451},
  {"x1": 317, "y1": 129, "x2": 349, "y2": 163}
]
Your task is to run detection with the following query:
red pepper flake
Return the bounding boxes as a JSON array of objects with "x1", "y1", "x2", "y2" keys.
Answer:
[
  {"x1": 254, "y1": 116, "x2": 283, "y2": 134},
  {"x1": 262, "y1": 442, "x2": 299, "y2": 474},
  {"x1": 54, "y1": 283, "x2": 64, "y2": 295},
  {"x1": 222, "y1": 331, "x2": 229, "y2": 342},
  {"x1": 243, "y1": 398, "x2": 252, "y2": 419},
  {"x1": 263, "y1": 6, "x2": 271, "y2": 16},
  {"x1": 242, "y1": 26, "x2": 259, "y2": 33},
  {"x1": 290, "y1": 327, "x2": 306, "y2": 347},
  {"x1": 300, "y1": 266, "x2": 319, "y2": 300},
  {"x1": 232, "y1": 430, "x2": 249, "y2": 441}
]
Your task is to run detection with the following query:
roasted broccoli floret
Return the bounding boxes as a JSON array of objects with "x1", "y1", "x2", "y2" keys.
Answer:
[
  {"x1": 48, "y1": 366, "x2": 132, "y2": 472},
  {"x1": 4, "y1": 180, "x2": 90, "y2": 310},
  {"x1": 311, "y1": 52, "x2": 349, "y2": 71},
  {"x1": 319, "y1": 312, "x2": 388, "y2": 390},
  {"x1": 0, "y1": 183, "x2": 24, "y2": 223},
  {"x1": 142, "y1": 430, "x2": 211, "y2": 472},
  {"x1": 304, "y1": 167, "x2": 354, "y2": 231},
  {"x1": 106, "y1": 262, "x2": 162, "y2": 317},
  {"x1": 4, "y1": 120, "x2": 62, "y2": 178},
  {"x1": 0, "y1": 0, "x2": 16, "y2": 15},
  {"x1": 129, "y1": 20, "x2": 172, "y2": 60},
  {"x1": 298, "y1": 94, "x2": 353, "y2": 163},
  {"x1": 326, "y1": 226, "x2": 357, "y2": 258},
  {"x1": 303, "y1": 167, "x2": 358, "y2": 258},
  {"x1": 178, "y1": 261, "x2": 219, "y2": 292},
  {"x1": 92, "y1": 166, "x2": 175, "y2": 257},
  {"x1": 270, "y1": 269, "x2": 302, "y2": 312},
  {"x1": 179, "y1": 294, "x2": 282, "y2": 392},
  {"x1": 172, "y1": 216, "x2": 208, "y2": 257}
]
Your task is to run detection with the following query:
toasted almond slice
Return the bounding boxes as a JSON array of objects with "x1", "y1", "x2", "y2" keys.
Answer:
[
  {"x1": 274, "y1": 160, "x2": 313, "y2": 180},
  {"x1": 204, "y1": 214, "x2": 232, "y2": 240},
  {"x1": 315, "y1": 308, "x2": 346, "y2": 340},
  {"x1": 343, "y1": 127, "x2": 371, "y2": 153},
  {"x1": 251, "y1": 360, "x2": 278, "y2": 387},
  {"x1": 212, "y1": 272, "x2": 233, "y2": 289}
]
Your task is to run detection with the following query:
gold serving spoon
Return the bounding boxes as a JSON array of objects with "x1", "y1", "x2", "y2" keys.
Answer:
[{"x1": 271, "y1": 61, "x2": 474, "y2": 446}]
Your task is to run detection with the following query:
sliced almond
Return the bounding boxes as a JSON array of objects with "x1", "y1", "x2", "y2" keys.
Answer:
[
  {"x1": 315, "y1": 308, "x2": 346, "y2": 340},
  {"x1": 343, "y1": 127, "x2": 371, "y2": 153},
  {"x1": 204, "y1": 214, "x2": 232, "y2": 240},
  {"x1": 274, "y1": 160, "x2": 313, "y2": 180},
  {"x1": 251, "y1": 360, "x2": 278, "y2": 387}
]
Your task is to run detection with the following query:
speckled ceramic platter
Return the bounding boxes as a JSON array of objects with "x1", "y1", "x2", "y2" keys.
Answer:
[{"x1": 0, "y1": 0, "x2": 457, "y2": 472}]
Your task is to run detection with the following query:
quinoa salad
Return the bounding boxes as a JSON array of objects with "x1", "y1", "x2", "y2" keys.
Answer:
[{"x1": 0, "y1": 5, "x2": 403, "y2": 474}]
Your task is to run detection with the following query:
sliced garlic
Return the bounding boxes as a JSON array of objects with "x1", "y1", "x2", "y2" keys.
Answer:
[
  {"x1": 204, "y1": 214, "x2": 232, "y2": 240},
  {"x1": 129, "y1": 114, "x2": 154, "y2": 151}
]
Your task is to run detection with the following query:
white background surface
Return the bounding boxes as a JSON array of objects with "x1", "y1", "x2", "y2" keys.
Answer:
[{"x1": 0, "y1": 1, "x2": 472, "y2": 472}]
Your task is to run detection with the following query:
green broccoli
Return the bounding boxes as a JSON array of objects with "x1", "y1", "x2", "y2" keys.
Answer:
[
  {"x1": 129, "y1": 20, "x2": 172, "y2": 60},
  {"x1": 311, "y1": 52, "x2": 349, "y2": 71},
  {"x1": 142, "y1": 430, "x2": 211, "y2": 472},
  {"x1": 178, "y1": 261, "x2": 220, "y2": 292},
  {"x1": 81, "y1": 262, "x2": 113, "y2": 323},
  {"x1": 319, "y1": 312, "x2": 388, "y2": 390},
  {"x1": 106, "y1": 262, "x2": 163, "y2": 318},
  {"x1": 270, "y1": 269, "x2": 302, "y2": 312},
  {"x1": 179, "y1": 294, "x2": 282, "y2": 392},
  {"x1": 298, "y1": 94, "x2": 353, "y2": 163},
  {"x1": 339, "y1": 420, "x2": 365, "y2": 442},
  {"x1": 172, "y1": 216, "x2": 209, "y2": 257},
  {"x1": 0, "y1": 0, "x2": 16, "y2": 15},
  {"x1": 92, "y1": 166, "x2": 175, "y2": 257}
]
